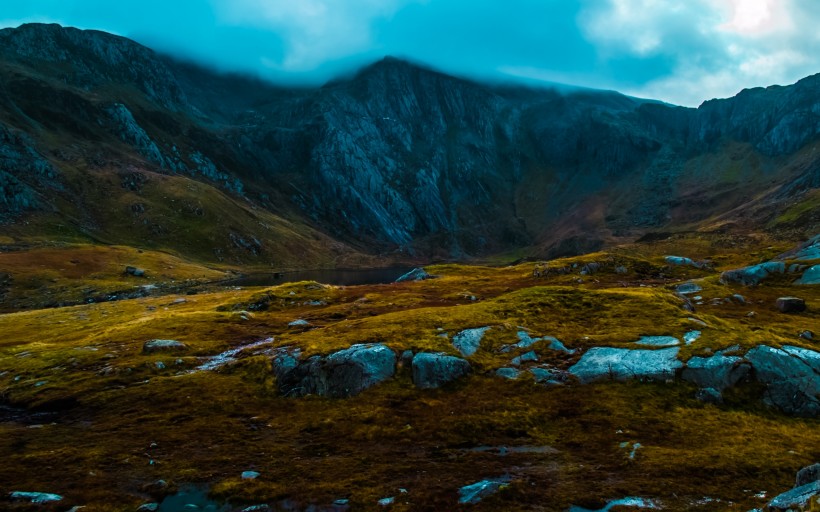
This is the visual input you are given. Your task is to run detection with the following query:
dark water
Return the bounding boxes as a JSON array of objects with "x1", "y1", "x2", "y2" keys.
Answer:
[{"x1": 225, "y1": 267, "x2": 416, "y2": 287}]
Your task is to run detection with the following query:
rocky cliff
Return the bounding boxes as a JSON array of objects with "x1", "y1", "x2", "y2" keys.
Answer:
[{"x1": 0, "y1": 23, "x2": 818, "y2": 261}]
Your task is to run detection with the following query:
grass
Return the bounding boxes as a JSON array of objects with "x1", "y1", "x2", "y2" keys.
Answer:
[{"x1": 0, "y1": 236, "x2": 818, "y2": 511}]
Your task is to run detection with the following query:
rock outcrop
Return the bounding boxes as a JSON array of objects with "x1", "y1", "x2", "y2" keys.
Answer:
[
  {"x1": 568, "y1": 347, "x2": 682, "y2": 384},
  {"x1": 274, "y1": 344, "x2": 397, "y2": 398}
]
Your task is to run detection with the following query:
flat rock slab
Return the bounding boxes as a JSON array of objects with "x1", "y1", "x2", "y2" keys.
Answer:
[
  {"x1": 412, "y1": 352, "x2": 471, "y2": 389},
  {"x1": 569, "y1": 347, "x2": 682, "y2": 384},
  {"x1": 768, "y1": 480, "x2": 820, "y2": 511},
  {"x1": 9, "y1": 491, "x2": 63, "y2": 503},
  {"x1": 635, "y1": 336, "x2": 680, "y2": 347}
]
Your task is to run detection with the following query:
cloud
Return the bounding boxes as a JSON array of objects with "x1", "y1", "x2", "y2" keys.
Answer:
[
  {"x1": 210, "y1": 0, "x2": 426, "y2": 72},
  {"x1": 579, "y1": 0, "x2": 820, "y2": 106}
]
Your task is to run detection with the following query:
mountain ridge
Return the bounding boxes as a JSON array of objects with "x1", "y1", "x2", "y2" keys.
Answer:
[{"x1": 0, "y1": 23, "x2": 818, "y2": 263}]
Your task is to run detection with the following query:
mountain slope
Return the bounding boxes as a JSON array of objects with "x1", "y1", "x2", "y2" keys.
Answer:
[{"x1": 0, "y1": 23, "x2": 818, "y2": 263}]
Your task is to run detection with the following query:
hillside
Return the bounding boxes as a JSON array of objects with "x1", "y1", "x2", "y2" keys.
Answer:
[{"x1": 0, "y1": 23, "x2": 818, "y2": 265}]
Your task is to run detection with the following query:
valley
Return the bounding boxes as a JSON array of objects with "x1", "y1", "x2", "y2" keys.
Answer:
[{"x1": 0, "y1": 22, "x2": 818, "y2": 512}]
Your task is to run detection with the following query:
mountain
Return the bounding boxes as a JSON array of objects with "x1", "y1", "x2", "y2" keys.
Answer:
[{"x1": 1, "y1": 23, "x2": 819, "y2": 264}]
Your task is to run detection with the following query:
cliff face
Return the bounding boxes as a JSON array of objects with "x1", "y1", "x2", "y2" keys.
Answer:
[{"x1": 1, "y1": 23, "x2": 819, "y2": 260}]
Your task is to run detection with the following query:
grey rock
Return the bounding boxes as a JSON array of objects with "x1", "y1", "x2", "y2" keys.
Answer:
[
  {"x1": 529, "y1": 367, "x2": 555, "y2": 384},
  {"x1": 137, "y1": 504, "x2": 159, "y2": 512},
  {"x1": 779, "y1": 234, "x2": 820, "y2": 261},
  {"x1": 377, "y1": 496, "x2": 394, "y2": 506},
  {"x1": 767, "y1": 480, "x2": 820, "y2": 511},
  {"x1": 683, "y1": 330, "x2": 701, "y2": 345},
  {"x1": 242, "y1": 471, "x2": 260, "y2": 480},
  {"x1": 412, "y1": 352, "x2": 471, "y2": 389},
  {"x1": 797, "y1": 463, "x2": 820, "y2": 487},
  {"x1": 9, "y1": 491, "x2": 63, "y2": 503},
  {"x1": 495, "y1": 368, "x2": 520, "y2": 380},
  {"x1": 676, "y1": 282, "x2": 702, "y2": 295},
  {"x1": 511, "y1": 351, "x2": 539, "y2": 366},
  {"x1": 568, "y1": 347, "x2": 683, "y2": 384},
  {"x1": 276, "y1": 344, "x2": 396, "y2": 398},
  {"x1": 800, "y1": 330, "x2": 815, "y2": 341},
  {"x1": 125, "y1": 266, "x2": 146, "y2": 277},
  {"x1": 720, "y1": 261, "x2": 785, "y2": 286},
  {"x1": 452, "y1": 327, "x2": 491, "y2": 357},
  {"x1": 143, "y1": 339, "x2": 187, "y2": 353},
  {"x1": 776, "y1": 296, "x2": 807, "y2": 313},
  {"x1": 796, "y1": 265, "x2": 820, "y2": 285},
  {"x1": 731, "y1": 293, "x2": 746, "y2": 304},
  {"x1": 665, "y1": 256, "x2": 704, "y2": 268},
  {"x1": 745, "y1": 345, "x2": 820, "y2": 416},
  {"x1": 695, "y1": 387, "x2": 723, "y2": 404},
  {"x1": 682, "y1": 354, "x2": 750, "y2": 390},
  {"x1": 396, "y1": 268, "x2": 434, "y2": 282},
  {"x1": 458, "y1": 478, "x2": 509, "y2": 504},
  {"x1": 288, "y1": 319, "x2": 310, "y2": 327}
]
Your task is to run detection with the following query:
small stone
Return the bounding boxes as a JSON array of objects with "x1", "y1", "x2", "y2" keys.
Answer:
[
  {"x1": 776, "y1": 297, "x2": 806, "y2": 313},
  {"x1": 137, "y1": 504, "x2": 159, "y2": 512},
  {"x1": 242, "y1": 471, "x2": 260, "y2": 480},
  {"x1": 143, "y1": 339, "x2": 187, "y2": 354},
  {"x1": 683, "y1": 331, "x2": 701, "y2": 345},
  {"x1": 732, "y1": 294, "x2": 746, "y2": 304},
  {"x1": 635, "y1": 336, "x2": 680, "y2": 347},
  {"x1": 333, "y1": 499, "x2": 350, "y2": 505},
  {"x1": 746, "y1": 311, "x2": 756, "y2": 317},
  {"x1": 155, "y1": 361, "x2": 165, "y2": 370},
  {"x1": 288, "y1": 319, "x2": 310, "y2": 327},
  {"x1": 800, "y1": 330, "x2": 815, "y2": 341},
  {"x1": 125, "y1": 266, "x2": 146, "y2": 277},
  {"x1": 676, "y1": 282, "x2": 702, "y2": 295},
  {"x1": 377, "y1": 496, "x2": 394, "y2": 506},
  {"x1": 452, "y1": 327, "x2": 491, "y2": 357}
]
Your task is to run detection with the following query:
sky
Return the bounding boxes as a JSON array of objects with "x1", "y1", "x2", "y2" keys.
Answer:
[{"x1": 2, "y1": 0, "x2": 819, "y2": 106}]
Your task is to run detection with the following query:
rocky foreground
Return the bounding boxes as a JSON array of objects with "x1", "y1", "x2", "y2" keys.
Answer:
[{"x1": 0, "y1": 234, "x2": 818, "y2": 511}]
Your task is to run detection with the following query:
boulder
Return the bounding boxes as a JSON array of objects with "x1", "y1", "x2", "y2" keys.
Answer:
[
  {"x1": 495, "y1": 368, "x2": 520, "y2": 380},
  {"x1": 796, "y1": 265, "x2": 820, "y2": 285},
  {"x1": 458, "y1": 478, "x2": 509, "y2": 504},
  {"x1": 125, "y1": 265, "x2": 146, "y2": 277},
  {"x1": 720, "y1": 261, "x2": 785, "y2": 286},
  {"x1": 797, "y1": 463, "x2": 820, "y2": 487},
  {"x1": 275, "y1": 344, "x2": 396, "y2": 398},
  {"x1": 137, "y1": 504, "x2": 159, "y2": 512},
  {"x1": 412, "y1": 352, "x2": 471, "y2": 389},
  {"x1": 568, "y1": 347, "x2": 682, "y2": 384},
  {"x1": 288, "y1": 319, "x2": 311, "y2": 327},
  {"x1": 452, "y1": 327, "x2": 491, "y2": 357},
  {"x1": 767, "y1": 481, "x2": 820, "y2": 511},
  {"x1": 745, "y1": 345, "x2": 820, "y2": 416},
  {"x1": 143, "y1": 339, "x2": 187, "y2": 353},
  {"x1": 682, "y1": 354, "x2": 750, "y2": 391},
  {"x1": 801, "y1": 330, "x2": 815, "y2": 341},
  {"x1": 778, "y1": 234, "x2": 820, "y2": 261},
  {"x1": 776, "y1": 296, "x2": 807, "y2": 313},
  {"x1": 396, "y1": 268, "x2": 435, "y2": 282}
]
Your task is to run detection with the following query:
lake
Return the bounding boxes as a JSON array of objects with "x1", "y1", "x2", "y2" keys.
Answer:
[{"x1": 224, "y1": 267, "x2": 417, "y2": 287}]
